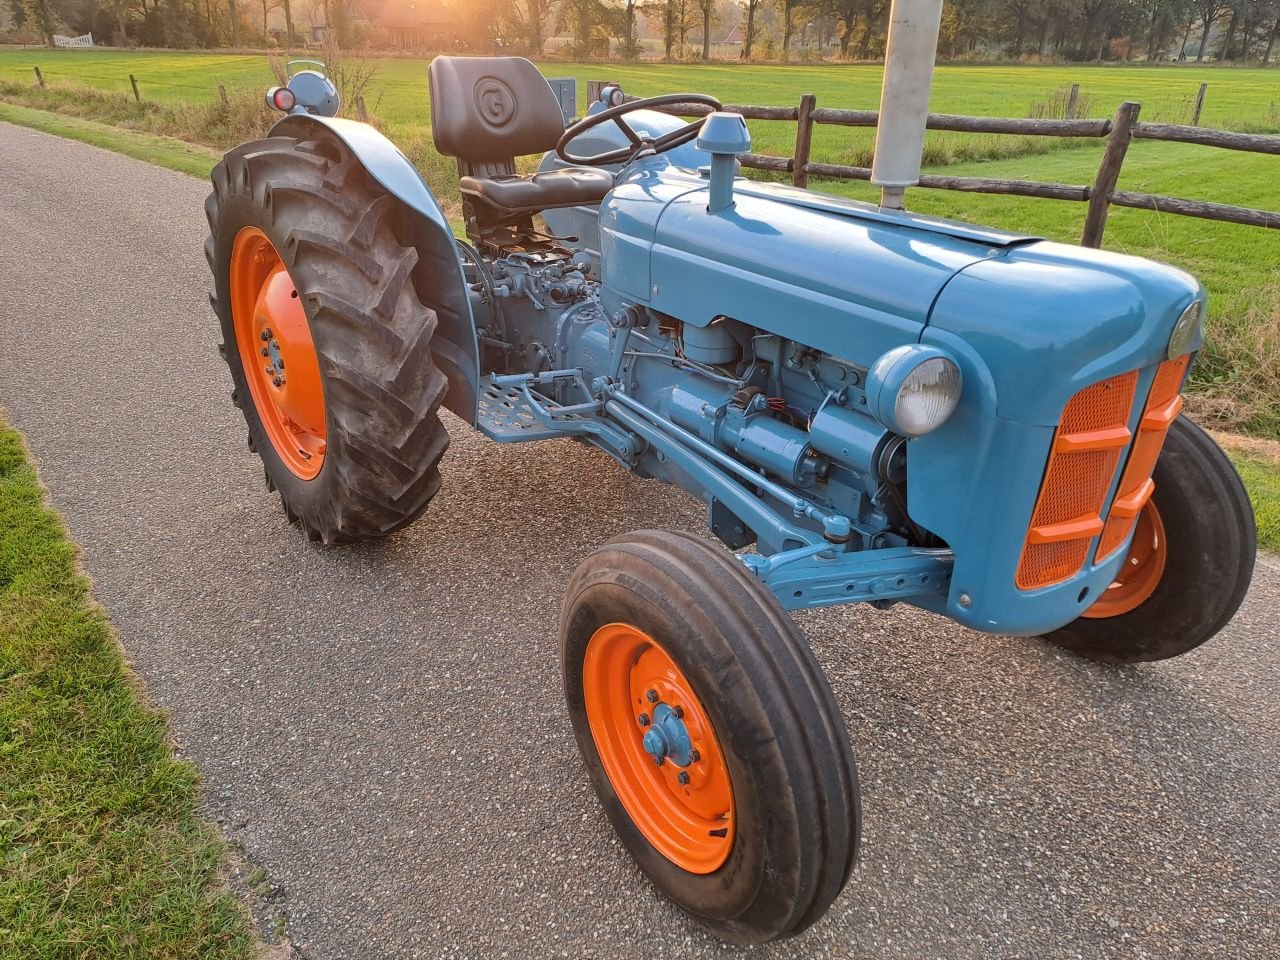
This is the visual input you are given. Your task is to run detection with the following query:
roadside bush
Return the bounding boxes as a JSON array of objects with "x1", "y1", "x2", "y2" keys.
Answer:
[
  {"x1": 0, "y1": 77, "x2": 273, "y2": 148},
  {"x1": 1028, "y1": 84, "x2": 1096, "y2": 120},
  {"x1": 1189, "y1": 285, "x2": 1280, "y2": 438}
]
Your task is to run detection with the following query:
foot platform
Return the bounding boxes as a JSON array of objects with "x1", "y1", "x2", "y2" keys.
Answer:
[{"x1": 478, "y1": 375, "x2": 602, "y2": 443}]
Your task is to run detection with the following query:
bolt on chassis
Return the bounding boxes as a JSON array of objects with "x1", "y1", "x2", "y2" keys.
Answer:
[{"x1": 205, "y1": 56, "x2": 1256, "y2": 943}]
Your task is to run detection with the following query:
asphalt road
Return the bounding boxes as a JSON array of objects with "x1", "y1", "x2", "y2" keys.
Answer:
[{"x1": 1, "y1": 122, "x2": 1277, "y2": 960}]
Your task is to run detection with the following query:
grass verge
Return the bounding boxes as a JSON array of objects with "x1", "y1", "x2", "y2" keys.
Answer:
[
  {"x1": 0, "y1": 416, "x2": 255, "y2": 959},
  {"x1": 0, "y1": 100, "x2": 223, "y2": 178},
  {"x1": 1219, "y1": 438, "x2": 1280, "y2": 553}
]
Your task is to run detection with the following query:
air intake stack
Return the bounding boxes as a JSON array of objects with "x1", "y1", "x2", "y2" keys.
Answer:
[{"x1": 871, "y1": 0, "x2": 945, "y2": 210}]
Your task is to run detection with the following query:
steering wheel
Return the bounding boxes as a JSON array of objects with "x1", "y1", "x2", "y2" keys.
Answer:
[{"x1": 556, "y1": 93, "x2": 724, "y2": 167}]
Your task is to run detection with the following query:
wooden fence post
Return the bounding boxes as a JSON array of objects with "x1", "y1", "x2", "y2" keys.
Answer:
[
  {"x1": 129, "y1": 74, "x2": 140, "y2": 103},
  {"x1": 355, "y1": 95, "x2": 369, "y2": 123},
  {"x1": 218, "y1": 83, "x2": 229, "y2": 108},
  {"x1": 33, "y1": 66, "x2": 44, "y2": 88},
  {"x1": 1192, "y1": 82, "x2": 1207, "y2": 126},
  {"x1": 1066, "y1": 83, "x2": 1079, "y2": 119},
  {"x1": 793, "y1": 94, "x2": 816, "y2": 188},
  {"x1": 1082, "y1": 101, "x2": 1141, "y2": 248}
]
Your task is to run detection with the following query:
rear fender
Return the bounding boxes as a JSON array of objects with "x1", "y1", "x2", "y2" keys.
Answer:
[{"x1": 271, "y1": 114, "x2": 479, "y2": 423}]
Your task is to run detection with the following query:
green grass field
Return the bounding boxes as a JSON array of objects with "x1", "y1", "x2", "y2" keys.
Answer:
[
  {"x1": 5, "y1": 49, "x2": 1280, "y2": 170},
  {"x1": 0, "y1": 416, "x2": 255, "y2": 959},
  {"x1": 1, "y1": 49, "x2": 1277, "y2": 434}
]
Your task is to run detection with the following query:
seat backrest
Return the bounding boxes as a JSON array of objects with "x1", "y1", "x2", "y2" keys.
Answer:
[{"x1": 428, "y1": 56, "x2": 565, "y2": 164}]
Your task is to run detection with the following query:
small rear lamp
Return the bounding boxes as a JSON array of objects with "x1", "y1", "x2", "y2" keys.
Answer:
[{"x1": 267, "y1": 86, "x2": 297, "y2": 112}]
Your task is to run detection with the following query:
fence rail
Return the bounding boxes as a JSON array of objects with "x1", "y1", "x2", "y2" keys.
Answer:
[{"x1": 625, "y1": 93, "x2": 1280, "y2": 247}]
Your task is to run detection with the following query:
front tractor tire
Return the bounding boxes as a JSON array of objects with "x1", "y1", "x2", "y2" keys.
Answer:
[
  {"x1": 1044, "y1": 416, "x2": 1256, "y2": 664},
  {"x1": 206, "y1": 135, "x2": 450, "y2": 544},
  {"x1": 561, "y1": 530, "x2": 861, "y2": 944}
]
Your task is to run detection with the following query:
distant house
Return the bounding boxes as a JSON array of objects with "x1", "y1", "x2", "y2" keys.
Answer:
[{"x1": 355, "y1": 0, "x2": 453, "y2": 49}]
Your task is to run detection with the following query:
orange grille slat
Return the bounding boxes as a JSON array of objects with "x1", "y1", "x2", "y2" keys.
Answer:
[
  {"x1": 1016, "y1": 371, "x2": 1139, "y2": 590},
  {"x1": 1095, "y1": 355, "x2": 1190, "y2": 562}
]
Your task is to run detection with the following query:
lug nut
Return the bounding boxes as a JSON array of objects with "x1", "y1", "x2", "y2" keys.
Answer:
[
  {"x1": 689, "y1": 749, "x2": 700, "y2": 763},
  {"x1": 637, "y1": 713, "x2": 650, "y2": 727},
  {"x1": 672, "y1": 705, "x2": 684, "y2": 719},
  {"x1": 645, "y1": 689, "x2": 659, "y2": 703},
  {"x1": 261, "y1": 329, "x2": 271, "y2": 341},
  {"x1": 273, "y1": 375, "x2": 283, "y2": 387},
  {"x1": 677, "y1": 772, "x2": 690, "y2": 785},
  {"x1": 654, "y1": 756, "x2": 664, "y2": 767},
  {"x1": 261, "y1": 347, "x2": 269, "y2": 357}
]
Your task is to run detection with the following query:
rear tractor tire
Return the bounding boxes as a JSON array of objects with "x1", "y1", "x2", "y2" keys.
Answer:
[
  {"x1": 205, "y1": 135, "x2": 450, "y2": 543},
  {"x1": 560, "y1": 530, "x2": 861, "y2": 943},
  {"x1": 1044, "y1": 416, "x2": 1255, "y2": 664}
]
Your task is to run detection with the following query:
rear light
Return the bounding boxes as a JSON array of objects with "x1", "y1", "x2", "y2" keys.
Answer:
[{"x1": 267, "y1": 86, "x2": 297, "y2": 112}]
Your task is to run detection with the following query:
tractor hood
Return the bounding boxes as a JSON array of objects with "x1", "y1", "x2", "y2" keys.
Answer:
[{"x1": 601, "y1": 162, "x2": 1032, "y2": 364}]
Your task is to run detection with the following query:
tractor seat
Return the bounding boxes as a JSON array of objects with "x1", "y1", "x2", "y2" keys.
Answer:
[
  {"x1": 429, "y1": 56, "x2": 614, "y2": 229},
  {"x1": 459, "y1": 167, "x2": 612, "y2": 214}
]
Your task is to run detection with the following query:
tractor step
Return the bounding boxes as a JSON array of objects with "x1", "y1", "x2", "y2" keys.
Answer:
[{"x1": 477, "y1": 376, "x2": 581, "y2": 443}]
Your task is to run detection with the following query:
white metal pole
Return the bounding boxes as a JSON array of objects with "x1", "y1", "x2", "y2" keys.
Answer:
[{"x1": 871, "y1": 0, "x2": 945, "y2": 210}]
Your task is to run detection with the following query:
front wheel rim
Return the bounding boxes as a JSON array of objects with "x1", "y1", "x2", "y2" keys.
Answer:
[
  {"x1": 229, "y1": 227, "x2": 327, "y2": 480},
  {"x1": 1083, "y1": 500, "x2": 1168, "y2": 619},
  {"x1": 582, "y1": 623, "x2": 735, "y2": 874}
]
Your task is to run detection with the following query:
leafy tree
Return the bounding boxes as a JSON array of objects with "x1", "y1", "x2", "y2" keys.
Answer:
[
  {"x1": 617, "y1": 0, "x2": 642, "y2": 57},
  {"x1": 774, "y1": 0, "x2": 799, "y2": 57},
  {"x1": 742, "y1": 0, "x2": 762, "y2": 58},
  {"x1": 1194, "y1": 1, "x2": 1227, "y2": 58},
  {"x1": 20, "y1": 0, "x2": 58, "y2": 44},
  {"x1": 645, "y1": 0, "x2": 695, "y2": 59}
]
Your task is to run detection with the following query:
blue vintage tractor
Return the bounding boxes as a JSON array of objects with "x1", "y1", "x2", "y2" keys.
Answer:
[{"x1": 205, "y1": 55, "x2": 1256, "y2": 943}]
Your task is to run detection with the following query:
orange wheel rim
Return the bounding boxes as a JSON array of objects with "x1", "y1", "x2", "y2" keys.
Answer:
[
  {"x1": 229, "y1": 226, "x2": 327, "y2": 480},
  {"x1": 1084, "y1": 500, "x2": 1167, "y2": 619},
  {"x1": 583, "y1": 624, "x2": 735, "y2": 874}
]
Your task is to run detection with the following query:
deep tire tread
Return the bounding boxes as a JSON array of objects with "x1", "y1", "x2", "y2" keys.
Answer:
[{"x1": 206, "y1": 135, "x2": 450, "y2": 543}]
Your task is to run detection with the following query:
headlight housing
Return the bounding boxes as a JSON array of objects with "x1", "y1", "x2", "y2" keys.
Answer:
[
  {"x1": 866, "y1": 345, "x2": 963, "y2": 437},
  {"x1": 1167, "y1": 299, "x2": 1204, "y2": 359}
]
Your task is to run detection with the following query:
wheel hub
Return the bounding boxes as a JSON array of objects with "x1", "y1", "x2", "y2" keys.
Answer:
[
  {"x1": 641, "y1": 702, "x2": 696, "y2": 768},
  {"x1": 582, "y1": 623, "x2": 735, "y2": 874}
]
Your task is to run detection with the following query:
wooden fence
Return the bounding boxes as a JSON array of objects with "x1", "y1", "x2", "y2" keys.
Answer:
[{"x1": 624, "y1": 93, "x2": 1280, "y2": 248}]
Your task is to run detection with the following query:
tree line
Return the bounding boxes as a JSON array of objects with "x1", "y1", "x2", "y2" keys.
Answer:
[
  {"x1": 466, "y1": 1, "x2": 1280, "y2": 63},
  {"x1": 6, "y1": 0, "x2": 1280, "y2": 66}
]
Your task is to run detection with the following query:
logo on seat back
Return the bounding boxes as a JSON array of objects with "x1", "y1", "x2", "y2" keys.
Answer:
[{"x1": 474, "y1": 78, "x2": 517, "y2": 129}]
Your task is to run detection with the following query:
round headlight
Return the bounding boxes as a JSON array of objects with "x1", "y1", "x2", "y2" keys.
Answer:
[
  {"x1": 1168, "y1": 299, "x2": 1203, "y2": 359},
  {"x1": 866, "y1": 345, "x2": 963, "y2": 437}
]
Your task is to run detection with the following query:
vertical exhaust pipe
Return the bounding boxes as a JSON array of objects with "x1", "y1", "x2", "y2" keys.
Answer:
[{"x1": 871, "y1": 0, "x2": 945, "y2": 210}]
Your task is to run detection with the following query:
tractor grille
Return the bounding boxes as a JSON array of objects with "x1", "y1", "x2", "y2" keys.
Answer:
[
  {"x1": 1094, "y1": 354, "x2": 1190, "y2": 561},
  {"x1": 1015, "y1": 371, "x2": 1139, "y2": 590}
]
